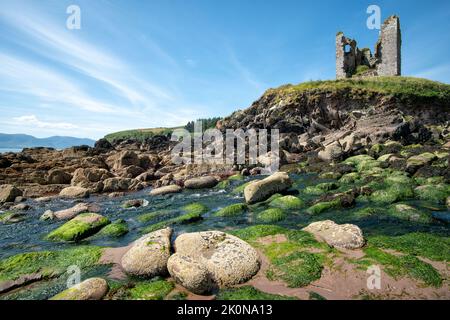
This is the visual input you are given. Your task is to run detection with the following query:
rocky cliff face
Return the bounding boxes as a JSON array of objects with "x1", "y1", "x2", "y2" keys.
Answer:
[
  {"x1": 219, "y1": 77, "x2": 450, "y2": 159},
  {"x1": 0, "y1": 77, "x2": 449, "y2": 199}
]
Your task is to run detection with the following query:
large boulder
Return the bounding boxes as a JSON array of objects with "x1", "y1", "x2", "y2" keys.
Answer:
[
  {"x1": 46, "y1": 169, "x2": 72, "y2": 184},
  {"x1": 167, "y1": 231, "x2": 260, "y2": 294},
  {"x1": 406, "y1": 152, "x2": 437, "y2": 173},
  {"x1": 108, "y1": 150, "x2": 140, "y2": 171},
  {"x1": 121, "y1": 228, "x2": 172, "y2": 277},
  {"x1": 302, "y1": 220, "x2": 365, "y2": 249},
  {"x1": 46, "y1": 213, "x2": 110, "y2": 242},
  {"x1": 71, "y1": 168, "x2": 112, "y2": 187},
  {"x1": 184, "y1": 176, "x2": 218, "y2": 189},
  {"x1": 150, "y1": 184, "x2": 182, "y2": 196},
  {"x1": 318, "y1": 141, "x2": 343, "y2": 162},
  {"x1": 0, "y1": 185, "x2": 22, "y2": 203},
  {"x1": 59, "y1": 186, "x2": 89, "y2": 199},
  {"x1": 118, "y1": 165, "x2": 145, "y2": 178},
  {"x1": 102, "y1": 177, "x2": 140, "y2": 192},
  {"x1": 243, "y1": 172, "x2": 292, "y2": 204},
  {"x1": 51, "y1": 278, "x2": 108, "y2": 300}
]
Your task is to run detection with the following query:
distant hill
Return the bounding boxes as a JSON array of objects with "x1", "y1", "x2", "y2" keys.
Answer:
[
  {"x1": 104, "y1": 118, "x2": 222, "y2": 143},
  {"x1": 104, "y1": 127, "x2": 181, "y2": 143},
  {"x1": 0, "y1": 133, "x2": 95, "y2": 149}
]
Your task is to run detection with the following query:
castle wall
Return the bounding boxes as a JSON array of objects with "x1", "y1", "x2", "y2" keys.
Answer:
[
  {"x1": 376, "y1": 16, "x2": 401, "y2": 76},
  {"x1": 336, "y1": 15, "x2": 401, "y2": 79},
  {"x1": 336, "y1": 33, "x2": 347, "y2": 79}
]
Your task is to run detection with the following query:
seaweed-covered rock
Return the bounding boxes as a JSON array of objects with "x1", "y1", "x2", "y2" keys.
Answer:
[
  {"x1": 244, "y1": 172, "x2": 292, "y2": 204},
  {"x1": 46, "y1": 213, "x2": 110, "y2": 242},
  {"x1": 51, "y1": 278, "x2": 108, "y2": 300},
  {"x1": 306, "y1": 199, "x2": 341, "y2": 215},
  {"x1": 167, "y1": 231, "x2": 260, "y2": 294},
  {"x1": 269, "y1": 195, "x2": 304, "y2": 209},
  {"x1": 184, "y1": 176, "x2": 218, "y2": 189},
  {"x1": 406, "y1": 152, "x2": 437, "y2": 173},
  {"x1": 414, "y1": 184, "x2": 449, "y2": 203},
  {"x1": 121, "y1": 228, "x2": 172, "y2": 277},
  {"x1": 302, "y1": 220, "x2": 365, "y2": 249},
  {"x1": 389, "y1": 204, "x2": 432, "y2": 224},
  {"x1": 0, "y1": 211, "x2": 25, "y2": 224},
  {"x1": 215, "y1": 203, "x2": 247, "y2": 217},
  {"x1": 141, "y1": 204, "x2": 205, "y2": 233},
  {"x1": 257, "y1": 208, "x2": 286, "y2": 223},
  {"x1": 96, "y1": 219, "x2": 128, "y2": 237}
]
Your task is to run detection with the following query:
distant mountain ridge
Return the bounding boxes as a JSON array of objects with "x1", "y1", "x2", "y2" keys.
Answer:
[{"x1": 0, "y1": 133, "x2": 95, "y2": 149}]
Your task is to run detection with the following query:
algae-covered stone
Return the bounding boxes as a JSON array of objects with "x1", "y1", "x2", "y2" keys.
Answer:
[
  {"x1": 319, "y1": 171, "x2": 342, "y2": 180},
  {"x1": 343, "y1": 155, "x2": 374, "y2": 166},
  {"x1": 306, "y1": 199, "x2": 340, "y2": 215},
  {"x1": 370, "y1": 184, "x2": 413, "y2": 204},
  {"x1": 0, "y1": 246, "x2": 102, "y2": 286},
  {"x1": 167, "y1": 231, "x2": 260, "y2": 294},
  {"x1": 97, "y1": 219, "x2": 128, "y2": 237},
  {"x1": 215, "y1": 203, "x2": 247, "y2": 217},
  {"x1": 378, "y1": 153, "x2": 395, "y2": 162},
  {"x1": 182, "y1": 202, "x2": 208, "y2": 215},
  {"x1": 0, "y1": 211, "x2": 25, "y2": 224},
  {"x1": 217, "y1": 286, "x2": 296, "y2": 300},
  {"x1": 406, "y1": 152, "x2": 437, "y2": 172},
  {"x1": 257, "y1": 208, "x2": 286, "y2": 223},
  {"x1": 356, "y1": 159, "x2": 382, "y2": 172},
  {"x1": 127, "y1": 279, "x2": 174, "y2": 300},
  {"x1": 340, "y1": 172, "x2": 360, "y2": 184},
  {"x1": 244, "y1": 172, "x2": 292, "y2": 204},
  {"x1": 316, "y1": 182, "x2": 339, "y2": 192},
  {"x1": 141, "y1": 209, "x2": 204, "y2": 233},
  {"x1": 302, "y1": 220, "x2": 365, "y2": 249},
  {"x1": 46, "y1": 213, "x2": 110, "y2": 242},
  {"x1": 389, "y1": 204, "x2": 432, "y2": 224},
  {"x1": 121, "y1": 228, "x2": 172, "y2": 278},
  {"x1": 269, "y1": 195, "x2": 304, "y2": 210},
  {"x1": 414, "y1": 184, "x2": 449, "y2": 203},
  {"x1": 51, "y1": 277, "x2": 108, "y2": 300}
]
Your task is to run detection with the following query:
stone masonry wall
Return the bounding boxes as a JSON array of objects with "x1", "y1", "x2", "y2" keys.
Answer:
[
  {"x1": 336, "y1": 15, "x2": 401, "y2": 79},
  {"x1": 376, "y1": 16, "x2": 401, "y2": 76}
]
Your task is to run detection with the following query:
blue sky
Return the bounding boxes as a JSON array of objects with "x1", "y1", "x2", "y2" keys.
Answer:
[{"x1": 0, "y1": 0, "x2": 449, "y2": 139}]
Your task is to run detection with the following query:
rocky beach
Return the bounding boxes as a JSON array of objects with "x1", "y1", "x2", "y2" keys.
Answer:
[{"x1": 0, "y1": 76, "x2": 449, "y2": 300}]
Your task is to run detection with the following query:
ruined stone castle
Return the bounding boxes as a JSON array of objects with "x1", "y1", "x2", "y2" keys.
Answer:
[{"x1": 336, "y1": 15, "x2": 401, "y2": 79}]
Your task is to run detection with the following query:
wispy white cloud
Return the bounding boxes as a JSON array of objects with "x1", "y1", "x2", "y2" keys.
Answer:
[
  {"x1": 0, "y1": 53, "x2": 116, "y2": 113},
  {"x1": 0, "y1": 2, "x2": 204, "y2": 131},
  {"x1": 13, "y1": 115, "x2": 78, "y2": 130}
]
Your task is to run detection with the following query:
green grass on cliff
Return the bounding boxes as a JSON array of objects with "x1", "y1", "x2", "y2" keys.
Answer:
[
  {"x1": 267, "y1": 77, "x2": 450, "y2": 101},
  {"x1": 104, "y1": 127, "x2": 181, "y2": 143}
]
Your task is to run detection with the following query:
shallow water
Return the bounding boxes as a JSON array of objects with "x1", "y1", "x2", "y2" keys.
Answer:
[{"x1": 1, "y1": 173, "x2": 449, "y2": 262}]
